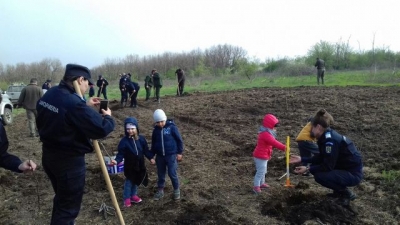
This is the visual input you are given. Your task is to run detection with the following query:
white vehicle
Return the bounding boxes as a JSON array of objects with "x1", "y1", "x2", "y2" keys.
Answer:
[{"x1": 0, "y1": 90, "x2": 14, "y2": 125}]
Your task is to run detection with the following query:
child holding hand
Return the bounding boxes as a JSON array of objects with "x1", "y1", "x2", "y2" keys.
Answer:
[
  {"x1": 151, "y1": 109, "x2": 184, "y2": 201},
  {"x1": 252, "y1": 114, "x2": 286, "y2": 194},
  {"x1": 111, "y1": 117, "x2": 155, "y2": 207}
]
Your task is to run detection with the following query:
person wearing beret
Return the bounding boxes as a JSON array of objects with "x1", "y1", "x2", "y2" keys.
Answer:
[{"x1": 36, "y1": 64, "x2": 115, "y2": 225}]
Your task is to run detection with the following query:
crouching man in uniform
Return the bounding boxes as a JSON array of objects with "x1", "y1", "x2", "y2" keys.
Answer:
[
  {"x1": 36, "y1": 64, "x2": 115, "y2": 225},
  {"x1": 290, "y1": 109, "x2": 363, "y2": 206}
]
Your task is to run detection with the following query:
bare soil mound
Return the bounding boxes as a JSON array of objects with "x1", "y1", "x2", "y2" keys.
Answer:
[{"x1": 1, "y1": 86, "x2": 399, "y2": 224}]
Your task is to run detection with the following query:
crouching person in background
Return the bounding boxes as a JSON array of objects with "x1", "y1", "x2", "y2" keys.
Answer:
[{"x1": 290, "y1": 109, "x2": 363, "y2": 206}]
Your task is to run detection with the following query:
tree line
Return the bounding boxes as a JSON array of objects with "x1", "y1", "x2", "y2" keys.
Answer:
[{"x1": 1, "y1": 40, "x2": 399, "y2": 87}]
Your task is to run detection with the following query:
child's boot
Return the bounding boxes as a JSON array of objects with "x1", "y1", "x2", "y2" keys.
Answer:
[
  {"x1": 260, "y1": 183, "x2": 270, "y2": 189},
  {"x1": 124, "y1": 198, "x2": 131, "y2": 207},
  {"x1": 154, "y1": 189, "x2": 164, "y2": 201},
  {"x1": 131, "y1": 195, "x2": 142, "y2": 204},
  {"x1": 253, "y1": 186, "x2": 261, "y2": 194},
  {"x1": 173, "y1": 189, "x2": 181, "y2": 200}
]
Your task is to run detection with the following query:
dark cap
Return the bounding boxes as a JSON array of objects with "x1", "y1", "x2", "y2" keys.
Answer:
[
  {"x1": 46, "y1": 79, "x2": 52, "y2": 83},
  {"x1": 64, "y1": 64, "x2": 93, "y2": 85}
]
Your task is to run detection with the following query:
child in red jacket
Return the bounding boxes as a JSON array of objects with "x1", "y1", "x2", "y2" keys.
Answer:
[{"x1": 252, "y1": 114, "x2": 286, "y2": 194}]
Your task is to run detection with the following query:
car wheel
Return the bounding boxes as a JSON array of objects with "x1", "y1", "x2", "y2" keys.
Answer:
[{"x1": 1, "y1": 108, "x2": 13, "y2": 125}]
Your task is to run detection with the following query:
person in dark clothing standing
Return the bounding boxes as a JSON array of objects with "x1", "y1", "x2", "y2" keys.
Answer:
[
  {"x1": 315, "y1": 58, "x2": 325, "y2": 85},
  {"x1": 290, "y1": 109, "x2": 363, "y2": 206},
  {"x1": 119, "y1": 82, "x2": 128, "y2": 107},
  {"x1": 151, "y1": 69, "x2": 162, "y2": 103},
  {"x1": 111, "y1": 117, "x2": 155, "y2": 207},
  {"x1": 127, "y1": 80, "x2": 140, "y2": 108},
  {"x1": 89, "y1": 84, "x2": 95, "y2": 97},
  {"x1": 96, "y1": 75, "x2": 109, "y2": 99},
  {"x1": 144, "y1": 73, "x2": 153, "y2": 101},
  {"x1": 42, "y1": 79, "x2": 52, "y2": 90},
  {"x1": 175, "y1": 68, "x2": 185, "y2": 96},
  {"x1": 0, "y1": 95, "x2": 37, "y2": 173},
  {"x1": 36, "y1": 64, "x2": 115, "y2": 225}
]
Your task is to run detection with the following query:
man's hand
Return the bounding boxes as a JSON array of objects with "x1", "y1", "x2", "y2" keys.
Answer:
[
  {"x1": 101, "y1": 108, "x2": 112, "y2": 116},
  {"x1": 294, "y1": 166, "x2": 308, "y2": 175},
  {"x1": 150, "y1": 159, "x2": 155, "y2": 165},
  {"x1": 18, "y1": 160, "x2": 37, "y2": 172},
  {"x1": 289, "y1": 155, "x2": 301, "y2": 164},
  {"x1": 87, "y1": 97, "x2": 101, "y2": 107}
]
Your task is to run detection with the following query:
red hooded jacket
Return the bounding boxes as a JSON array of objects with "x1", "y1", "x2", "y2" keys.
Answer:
[{"x1": 253, "y1": 114, "x2": 285, "y2": 160}]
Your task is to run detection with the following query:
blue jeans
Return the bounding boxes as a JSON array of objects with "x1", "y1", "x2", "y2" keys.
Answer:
[
  {"x1": 156, "y1": 154, "x2": 179, "y2": 190},
  {"x1": 253, "y1": 157, "x2": 268, "y2": 187},
  {"x1": 314, "y1": 170, "x2": 363, "y2": 191},
  {"x1": 298, "y1": 141, "x2": 319, "y2": 166},
  {"x1": 42, "y1": 150, "x2": 85, "y2": 225},
  {"x1": 123, "y1": 179, "x2": 138, "y2": 200}
]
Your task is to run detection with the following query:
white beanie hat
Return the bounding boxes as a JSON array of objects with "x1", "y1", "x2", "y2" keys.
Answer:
[{"x1": 153, "y1": 109, "x2": 167, "y2": 122}]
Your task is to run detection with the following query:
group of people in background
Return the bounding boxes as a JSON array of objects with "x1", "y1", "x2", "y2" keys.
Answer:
[{"x1": 31, "y1": 63, "x2": 184, "y2": 224}]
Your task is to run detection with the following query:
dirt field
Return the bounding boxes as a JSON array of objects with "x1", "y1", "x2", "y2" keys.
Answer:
[{"x1": 1, "y1": 86, "x2": 400, "y2": 225}]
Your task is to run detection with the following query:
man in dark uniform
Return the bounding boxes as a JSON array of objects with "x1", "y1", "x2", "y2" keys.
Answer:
[
  {"x1": 315, "y1": 58, "x2": 325, "y2": 85},
  {"x1": 119, "y1": 73, "x2": 129, "y2": 107},
  {"x1": 96, "y1": 75, "x2": 109, "y2": 99},
  {"x1": 151, "y1": 69, "x2": 162, "y2": 103},
  {"x1": 127, "y1": 79, "x2": 140, "y2": 108},
  {"x1": 36, "y1": 64, "x2": 115, "y2": 225},
  {"x1": 290, "y1": 109, "x2": 363, "y2": 206},
  {"x1": 175, "y1": 68, "x2": 185, "y2": 96}
]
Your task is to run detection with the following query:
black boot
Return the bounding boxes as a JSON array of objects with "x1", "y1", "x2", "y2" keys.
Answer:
[{"x1": 337, "y1": 189, "x2": 356, "y2": 206}]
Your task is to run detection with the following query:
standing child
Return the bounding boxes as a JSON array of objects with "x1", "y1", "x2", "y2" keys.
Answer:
[
  {"x1": 295, "y1": 117, "x2": 319, "y2": 177},
  {"x1": 111, "y1": 117, "x2": 155, "y2": 207},
  {"x1": 253, "y1": 114, "x2": 286, "y2": 194},
  {"x1": 151, "y1": 109, "x2": 184, "y2": 200}
]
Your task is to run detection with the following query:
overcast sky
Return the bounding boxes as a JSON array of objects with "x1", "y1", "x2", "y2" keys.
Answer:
[{"x1": 1, "y1": 0, "x2": 398, "y2": 68}]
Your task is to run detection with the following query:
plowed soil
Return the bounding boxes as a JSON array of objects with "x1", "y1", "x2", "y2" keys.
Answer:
[{"x1": 1, "y1": 86, "x2": 400, "y2": 225}]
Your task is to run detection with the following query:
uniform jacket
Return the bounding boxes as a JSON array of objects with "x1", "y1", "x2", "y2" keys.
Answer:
[
  {"x1": 303, "y1": 128, "x2": 363, "y2": 174},
  {"x1": 126, "y1": 81, "x2": 140, "y2": 94},
  {"x1": 152, "y1": 73, "x2": 163, "y2": 88},
  {"x1": 315, "y1": 59, "x2": 325, "y2": 69},
  {"x1": 295, "y1": 122, "x2": 316, "y2": 142},
  {"x1": 151, "y1": 119, "x2": 183, "y2": 156},
  {"x1": 253, "y1": 114, "x2": 285, "y2": 160},
  {"x1": 42, "y1": 82, "x2": 51, "y2": 90},
  {"x1": 144, "y1": 75, "x2": 153, "y2": 87},
  {"x1": 115, "y1": 117, "x2": 153, "y2": 186},
  {"x1": 97, "y1": 78, "x2": 109, "y2": 89},
  {"x1": 175, "y1": 69, "x2": 185, "y2": 82},
  {"x1": 36, "y1": 81, "x2": 115, "y2": 156},
  {"x1": 0, "y1": 121, "x2": 23, "y2": 172},
  {"x1": 18, "y1": 84, "x2": 43, "y2": 110}
]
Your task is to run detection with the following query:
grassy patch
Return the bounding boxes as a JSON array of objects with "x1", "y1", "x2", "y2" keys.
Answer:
[{"x1": 381, "y1": 170, "x2": 400, "y2": 183}]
